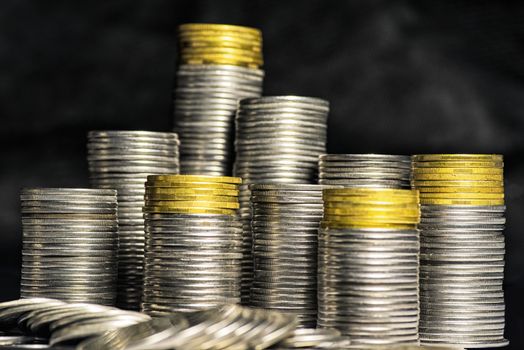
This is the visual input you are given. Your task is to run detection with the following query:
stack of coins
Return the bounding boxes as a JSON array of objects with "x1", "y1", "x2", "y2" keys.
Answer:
[
  {"x1": 87, "y1": 130, "x2": 180, "y2": 310},
  {"x1": 235, "y1": 95, "x2": 329, "y2": 303},
  {"x1": 319, "y1": 154, "x2": 411, "y2": 188},
  {"x1": 174, "y1": 23, "x2": 264, "y2": 176},
  {"x1": 318, "y1": 188, "x2": 420, "y2": 346},
  {"x1": 269, "y1": 328, "x2": 350, "y2": 349},
  {"x1": 20, "y1": 188, "x2": 118, "y2": 305},
  {"x1": 250, "y1": 184, "x2": 324, "y2": 327},
  {"x1": 412, "y1": 154, "x2": 508, "y2": 348},
  {"x1": 141, "y1": 175, "x2": 242, "y2": 315}
]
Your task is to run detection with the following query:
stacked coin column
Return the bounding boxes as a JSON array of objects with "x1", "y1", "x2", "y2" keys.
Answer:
[
  {"x1": 319, "y1": 154, "x2": 412, "y2": 188},
  {"x1": 20, "y1": 188, "x2": 118, "y2": 305},
  {"x1": 318, "y1": 188, "x2": 420, "y2": 345},
  {"x1": 235, "y1": 96, "x2": 329, "y2": 303},
  {"x1": 174, "y1": 23, "x2": 264, "y2": 176},
  {"x1": 142, "y1": 175, "x2": 242, "y2": 316},
  {"x1": 87, "y1": 131, "x2": 180, "y2": 310},
  {"x1": 412, "y1": 154, "x2": 508, "y2": 348},
  {"x1": 249, "y1": 184, "x2": 324, "y2": 327}
]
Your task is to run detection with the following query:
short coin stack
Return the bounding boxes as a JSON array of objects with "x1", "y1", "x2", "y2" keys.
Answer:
[
  {"x1": 250, "y1": 184, "x2": 325, "y2": 327},
  {"x1": 319, "y1": 154, "x2": 411, "y2": 188},
  {"x1": 141, "y1": 175, "x2": 242, "y2": 316},
  {"x1": 174, "y1": 23, "x2": 264, "y2": 176},
  {"x1": 412, "y1": 154, "x2": 508, "y2": 348},
  {"x1": 87, "y1": 130, "x2": 180, "y2": 310},
  {"x1": 318, "y1": 188, "x2": 420, "y2": 346},
  {"x1": 235, "y1": 95, "x2": 329, "y2": 303},
  {"x1": 20, "y1": 188, "x2": 118, "y2": 305}
]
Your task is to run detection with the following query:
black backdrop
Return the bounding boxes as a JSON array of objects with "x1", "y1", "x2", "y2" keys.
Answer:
[{"x1": 1, "y1": 0, "x2": 523, "y2": 348}]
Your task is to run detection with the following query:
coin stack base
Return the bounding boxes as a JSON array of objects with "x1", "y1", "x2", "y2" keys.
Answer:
[{"x1": 20, "y1": 189, "x2": 118, "y2": 306}]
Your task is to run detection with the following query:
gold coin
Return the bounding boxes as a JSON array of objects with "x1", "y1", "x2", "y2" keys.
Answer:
[
  {"x1": 180, "y1": 37, "x2": 261, "y2": 50},
  {"x1": 322, "y1": 222, "x2": 416, "y2": 230},
  {"x1": 412, "y1": 180, "x2": 504, "y2": 187},
  {"x1": 419, "y1": 198, "x2": 505, "y2": 206},
  {"x1": 323, "y1": 196, "x2": 419, "y2": 205},
  {"x1": 322, "y1": 217, "x2": 419, "y2": 225},
  {"x1": 413, "y1": 186, "x2": 503, "y2": 193},
  {"x1": 144, "y1": 206, "x2": 236, "y2": 215},
  {"x1": 179, "y1": 23, "x2": 261, "y2": 36},
  {"x1": 412, "y1": 173, "x2": 503, "y2": 181},
  {"x1": 148, "y1": 175, "x2": 242, "y2": 184},
  {"x1": 413, "y1": 154, "x2": 503, "y2": 162},
  {"x1": 324, "y1": 202, "x2": 419, "y2": 209},
  {"x1": 146, "y1": 182, "x2": 239, "y2": 190},
  {"x1": 144, "y1": 200, "x2": 239, "y2": 209},
  {"x1": 180, "y1": 58, "x2": 261, "y2": 69},
  {"x1": 419, "y1": 192, "x2": 504, "y2": 199},
  {"x1": 412, "y1": 161, "x2": 503, "y2": 168},
  {"x1": 145, "y1": 187, "x2": 239, "y2": 196},
  {"x1": 144, "y1": 194, "x2": 238, "y2": 202},
  {"x1": 324, "y1": 208, "x2": 420, "y2": 217},
  {"x1": 324, "y1": 188, "x2": 418, "y2": 197},
  {"x1": 413, "y1": 167, "x2": 503, "y2": 175}
]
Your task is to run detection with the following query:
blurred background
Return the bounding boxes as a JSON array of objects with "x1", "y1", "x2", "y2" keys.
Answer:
[{"x1": 1, "y1": 0, "x2": 523, "y2": 348}]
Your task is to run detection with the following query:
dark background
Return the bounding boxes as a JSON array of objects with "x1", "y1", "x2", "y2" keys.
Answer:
[{"x1": 1, "y1": 0, "x2": 523, "y2": 348}]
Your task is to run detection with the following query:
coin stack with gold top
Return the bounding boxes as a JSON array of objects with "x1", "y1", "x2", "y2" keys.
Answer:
[
  {"x1": 141, "y1": 175, "x2": 242, "y2": 316},
  {"x1": 318, "y1": 188, "x2": 420, "y2": 346},
  {"x1": 174, "y1": 23, "x2": 264, "y2": 176},
  {"x1": 412, "y1": 154, "x2": 508, "y2": 348}
]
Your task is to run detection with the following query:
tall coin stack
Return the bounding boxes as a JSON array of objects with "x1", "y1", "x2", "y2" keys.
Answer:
[
  {"x1": 412, "y1": 154, "x2": 508, "y2": 348},
  {"x1": 319, "y1": 154, "x2": 411, "y2": 188},
  {"x1": 174, "y1": 23, "x2": 264, "y2": 176},
  {"x1": 249, "y1": 184, "x2": 325, "y2": 327},
  {"x1": 142, "y1": 175, "x2": 242, "y2": 316},
  {"x1": 20, "y1": 188, "x2": 118, "y2": 305},
  {"x1": 318, "y1": 188, "x2": 420, "y2": 346},
  {"x1": 87, "y1": 130, "x2": 180, "y2": 310},
  {"x1": 234, "y1": 96, "x2": 329, "y2": 303}
]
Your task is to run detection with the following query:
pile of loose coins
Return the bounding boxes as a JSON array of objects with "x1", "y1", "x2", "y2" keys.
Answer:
[
  {"x1": 318, "y1": 188, "x2": 421, "y2": 346},
  {"x1": 234, "y1": 95, "x2": 329, "y2": 303},
  {"x1": 412, "y1": 154, "x2": 508, "y2": 348},
  {"x1": 20, "y1": 189, "x2": 118, "y2": 305},
  {"x1": 249, "y1": 184, "x2": 325, "y2": 327},
  {"x1": 319, "y1": 154, "x2": 412, "y2": 188},
  {"x1": 0, "y1": 298, "x2": 150, "y2": 347},
  {"x1": 141, "y1": 175, "x2": 242, "y2": 315},
  {"x1": 174, "y1": 24, "x2": 264, "y2": 176},
  {"x1": 87, "y1": 130, "x2": 180, "y2": 310}
]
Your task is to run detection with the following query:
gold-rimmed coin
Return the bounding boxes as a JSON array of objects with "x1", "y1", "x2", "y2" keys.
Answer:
[
  {"x1": 419, "y1": 192, "x2": 504, "y2": 200},
  {"x1": 144, "y1": 200, "x2": 239, "y2": 209},
  {"x1": 412, "y1": 161, "x2": 503, "y2": 168},
  {"x1": 179, "y1": 23, "x2": 261, "y2": 36},
  {"x1": 414, "y1": 186, "x2": 504, "y2": 193},
  {"x1": 412, "y1": 173, "x2": 503, "y2": 181},
  {"x1": 143, "y1": 207, "x2": 237, "y2": 215},
  {"x1": 145, "y1": 195, "x2": 238, "y2": 203},
  {"x1": 145, "y1": 187, "x2": 239, "y2": 196},
  {"x1": 413, "y1": 167, "x2": 503, "y2": 175},
  {"x1": 419, "y1": 198, "x2": 505, "y2": 206},
  {"x1": 147, "y1": 175, "x2": 242, "y2": 184},
  {"x1": 324, "y1": 208, "x2": 420, "y2": 217},
  {"x1": 413, "y1": 154, "x2": 503, "y2": 162},
  {"x1": 412, "y1": 180, "x2": 503, "y2": 188},
  {"x1": 146, "y1": 182, "x2": 239, "y2": 190}
]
